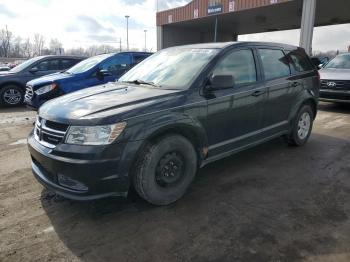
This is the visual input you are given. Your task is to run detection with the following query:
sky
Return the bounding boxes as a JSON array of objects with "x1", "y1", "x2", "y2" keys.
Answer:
[{"x1": 0, "y1": 0, "x2": 349, "y2": 53}]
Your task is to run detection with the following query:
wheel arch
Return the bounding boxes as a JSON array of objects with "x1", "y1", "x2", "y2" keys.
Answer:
[{"x1": 0, "y1": 81, "x2": 26, "y2": 91}]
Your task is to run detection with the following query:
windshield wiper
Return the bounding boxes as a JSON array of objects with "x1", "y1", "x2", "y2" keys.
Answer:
[{"x1": 123, "y1": 79, "x2": 160, "y2": 87}]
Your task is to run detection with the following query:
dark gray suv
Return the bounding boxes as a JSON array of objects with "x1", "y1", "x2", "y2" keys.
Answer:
[
  {"x1": 28, "y1": 42, "x2": 320, "y2": 205},
  {"x1": 0, "y1": 55, "x2": 83, "y2": 107}
]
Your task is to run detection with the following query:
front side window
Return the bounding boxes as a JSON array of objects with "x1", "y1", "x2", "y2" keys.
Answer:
[
  {"x1": 212, "y1": 49, "x2": 257, "y2": 85},
  {"x1": 35, "y1": 59, "x2": 60, "y2": 71},
  {"x1": 259, "y1": 49, "x2": 290, "y2": 80},
  {"x1": 119, "y1": 48, "x2": 219, "y2": 90},
  {"x1": 100, "y1": 54, "x2": 131, "y2": 76}
]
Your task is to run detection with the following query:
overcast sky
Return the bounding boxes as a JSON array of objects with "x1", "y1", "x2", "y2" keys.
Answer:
[{"x1": 0, "y1": 0, "x2": 349, "y2": 52}]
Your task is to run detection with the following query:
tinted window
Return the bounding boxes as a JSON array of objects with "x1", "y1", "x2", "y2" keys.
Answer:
[
  {"x1": 212, "y1": 49, "x2": 257, "y2": 85},
  {"x1": 61, "y1": 59, "x2": 78, "y2": 70},
  {"x1": 259, "y1": 49, "x2": 290, "y2": 80},
  {"x1": 100, "y1": 54, "x2": 132, "y2": 76},
  {"x1": 288, "y1": 51, "x2": 314, "y2": 72},
  {"x1": 133, "y1": 54, "x2": 148, "y2": 64},
  {"x1": 36, "y1": 59, "x2": 60, "y2": 71}
]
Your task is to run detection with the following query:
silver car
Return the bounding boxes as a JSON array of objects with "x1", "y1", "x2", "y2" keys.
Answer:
[{"x1": 319, "y1": 53, "x2": 350, "y2": 104}]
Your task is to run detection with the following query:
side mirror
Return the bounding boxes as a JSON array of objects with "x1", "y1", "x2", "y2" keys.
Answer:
[
  {"x1": 209, "y1": 75, "x2": 235, "y2": 90},
  {"x1": 318, "y1": 64, "x2": 323, "y2": 69},
  {"x1": 29, "y1": 67, "x2": 39, "y2": 73},
  {"x1": 96, "y1": 69, "x2": 111, "y2": 80}
]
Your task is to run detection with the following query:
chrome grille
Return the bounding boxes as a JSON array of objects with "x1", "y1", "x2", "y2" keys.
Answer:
[
  {"x1": 34, "y1": 117, "x2": 69, "y2": 148},
  {"x1": 321, "y1": 80, "x2": 350, "y2": 90},
  {"x1": 25, "y1": 85, "x2": 34, "y2": 101}
]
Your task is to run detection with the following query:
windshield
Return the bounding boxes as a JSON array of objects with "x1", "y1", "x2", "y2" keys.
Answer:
[
  {"x1": 9, "y1": 57, "x2": 42, "y2": 73},
  {"x1": 66, "y1": 54, "x2": 113, "y2": 74},
  {"x1": 324, "y1": 54, "x2": 350, "y2": 69},
  {"x1": 119, "y1": 47, "x2": 219, "y2": 89}
]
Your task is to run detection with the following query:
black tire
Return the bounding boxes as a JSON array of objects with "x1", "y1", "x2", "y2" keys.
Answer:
[
  {"x1": 0, "y1": 85, "x2": 24, "y2": 107},
  {"x1": 286, "y1": 104, "x2": 314, "y2": 146},
  {"x1": 133, "y1": 134, "x2": 197, "y2": 206}
]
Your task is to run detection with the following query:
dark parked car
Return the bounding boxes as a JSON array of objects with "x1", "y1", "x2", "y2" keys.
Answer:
[
  {"x1": 28, "y1": 42, "x2": 319, "y2": 205},
  {"x1": 0, "y1": 65, "x2": 10, "y2": 72},
  {"x1": 25, "y1": 52, "x2": 152, "y2": 110},
  {"x1": 0, "y1": 55, "x2": 83, "y2": 106},
  {"x1": 319, "y1": 53, "x2": 350, "y2": 103}
]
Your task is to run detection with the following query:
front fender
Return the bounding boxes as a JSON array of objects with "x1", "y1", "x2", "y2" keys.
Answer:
[{"x1": 125, "y1": 112, "x2": 209, "y2": 160}]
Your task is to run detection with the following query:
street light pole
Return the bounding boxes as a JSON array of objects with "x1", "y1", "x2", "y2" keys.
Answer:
[
  {"x1": 125, "y1": 15, "x2": 130, "y2": 51},
  {"x1": 144, "y1": 30, "x2": 147, "y2": 51}
]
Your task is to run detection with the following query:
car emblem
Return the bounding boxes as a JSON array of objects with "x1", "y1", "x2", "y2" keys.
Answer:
[{"x1": 327, "y1": 82, "x2": 337, "y2": 88}]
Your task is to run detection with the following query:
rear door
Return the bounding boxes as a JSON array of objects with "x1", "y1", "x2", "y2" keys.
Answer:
[
  {"x1": 206, "y1": 48, "x2": 266, "y2": 157},
  {"x1": 257, "y1": 48, "x2": 296, "y2": 136},
  {"x1": 35, "y1": 58, "x2": 61, "y2": 76}
]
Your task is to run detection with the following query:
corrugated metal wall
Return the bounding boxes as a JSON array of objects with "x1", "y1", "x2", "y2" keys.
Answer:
[{"x1": 157, "y1": 0, "x2": 292, "y2": 26}]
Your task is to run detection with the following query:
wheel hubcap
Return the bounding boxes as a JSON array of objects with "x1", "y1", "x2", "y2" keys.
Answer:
[
  {"x1": 297, "y1": 112, "x2": 311, "y2": 140},
  {"x1": 156, "y1": 152, "x2": 184, "y2": 187},
  {"x1": 3, "y1": 89, "x2": 21, "y2": 105}
]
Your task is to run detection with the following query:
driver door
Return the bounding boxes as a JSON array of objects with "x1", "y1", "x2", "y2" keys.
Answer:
[{"x1": 206, "y1": 48, "x2": 266, "y2": 157}]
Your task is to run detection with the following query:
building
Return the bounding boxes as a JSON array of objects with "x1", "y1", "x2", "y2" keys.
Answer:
[{"x1": 156, "y1": 0, "x2": 350, "y2": 54}]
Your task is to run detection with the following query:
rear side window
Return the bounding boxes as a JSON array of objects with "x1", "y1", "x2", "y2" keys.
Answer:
[
  {"x1": 213, "y1": 49, "x2": 257, "y2": 85},
  {"x1": 36, "y1": 59, "x2": 60, "y2": 71},
  {"x1": 133, "y1": 54, "x2": 149, "y2": 64},
  {"x1": 259, "y1": 49, "x2": 290, "y2": 80},
  {"x1": 288, "y1": 50, "x2": 314, "y2": 72},
  {"x1": 61, "y1": 59, "x2": 79, "y2": 70}
]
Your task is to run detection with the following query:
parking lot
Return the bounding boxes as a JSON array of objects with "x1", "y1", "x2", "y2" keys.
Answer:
[{"x1": 0, "y1": 103, "x2": 349, "y2": 262}]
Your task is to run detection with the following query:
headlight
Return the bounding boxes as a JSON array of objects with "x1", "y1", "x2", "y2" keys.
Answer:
[
  {"x1": 65, "y1": 122, "x2": 127, "y2": 145},
  {"x1": 35, "y1": 83, "x2": 57, "y2": 95}
]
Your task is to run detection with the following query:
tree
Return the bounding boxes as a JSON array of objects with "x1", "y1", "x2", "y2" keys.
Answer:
[
  {"x1": 33, "y1": 34, "x2": 45, "y2": 56},
  {"x1": 0, "y1": 26, "x2": 13, "y2": 57},
  {"x1": 49, "y1": 38, "x2": 63, "y2": 55},
  {"x1": 22, "y1": 38, "x2": 32, "y2": 58}
]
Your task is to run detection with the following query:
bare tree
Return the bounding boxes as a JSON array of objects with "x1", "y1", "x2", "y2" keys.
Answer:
[
  {"x1": 0, "y1": 26, "x2": 13, "y2": 57},
  {"x1": 22, "y1": 38, "x2": 32, "y2": 58},
  {"x1": 33, "y1": 34, "x2": 45, "y2": 56},
  {"x1": 49, "y1": 38, "x2": 63, "y2": 54}
]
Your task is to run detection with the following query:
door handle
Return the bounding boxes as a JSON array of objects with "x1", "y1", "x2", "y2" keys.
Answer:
[
  {"x1": 251, "y1": 90, "x2": 266, "y2": 97},
  {"x1": 290, "y1": 82, "x2": 300, "y2": 88}
]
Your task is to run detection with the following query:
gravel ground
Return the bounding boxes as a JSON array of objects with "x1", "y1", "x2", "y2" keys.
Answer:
[{"x1": 0, "y1": 103, "x2": 349, "y2": 262}]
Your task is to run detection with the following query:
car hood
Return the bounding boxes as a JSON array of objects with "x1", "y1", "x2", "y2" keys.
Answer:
[
  {"x1": 319, "y1": 68, "x2": 350, "y2": 81},
  {"x1": 39, "y1": 82, "x2": 184, "y2": 125},
  {"x1": 27, "y1": 72, "x2": 76, "y2": 87},
  {"x1": 0, "y1": 71, "x2": 15, "y2": 76}
]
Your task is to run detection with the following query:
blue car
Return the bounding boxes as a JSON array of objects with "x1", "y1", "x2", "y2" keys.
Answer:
[{"x1": 25, "y1": 52, "x2": 152, "y2": 109}]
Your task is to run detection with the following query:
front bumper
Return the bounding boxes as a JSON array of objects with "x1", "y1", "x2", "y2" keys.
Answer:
[
  {"x1": 319, "y1": 89, "x2": 350, "y2": 103},
  {"x1": 28, "y1": 132, "x2": 142, "y2": 200}
]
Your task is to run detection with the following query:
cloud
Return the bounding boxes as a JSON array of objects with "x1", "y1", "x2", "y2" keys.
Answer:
[
  {"x1": 0, "y1": 3, "x2": 17, "y2": 18},
  {"x1": 74, "y1": 15, "x2": 115, "y2": 34},
  {"x1": 157, "y1": 0, "x2": 191, "y2": 11}
]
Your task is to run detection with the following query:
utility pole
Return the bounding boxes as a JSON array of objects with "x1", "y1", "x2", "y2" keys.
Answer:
[
  {"x1": 144, "y1": 30, "x2": 147, "y2": 51},
  {"x1": 125, "y1": 15, "x2": 130, "y2": 51}
]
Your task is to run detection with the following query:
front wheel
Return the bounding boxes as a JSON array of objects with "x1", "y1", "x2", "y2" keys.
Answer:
[
  {"x1": 286, "y1": 104, "x2": 314, "y2": 146},
  {"x1": 133, "y1": 135, "x2": 198, "y2": 206},
  {"x1": 0, "y1": 85, "x2": 24, "y2": 107}
]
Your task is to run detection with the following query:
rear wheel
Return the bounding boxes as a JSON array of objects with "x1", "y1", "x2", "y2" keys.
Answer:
[
  {"x1": 286, "y1": 104, "x2": 314, "y2": 146},
  {"x1": 133, "y1": 135, "x2": 197, "y2": 206},
  {"x1": 0, "y1": 85, "x2": 24, "y2": 107}
]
